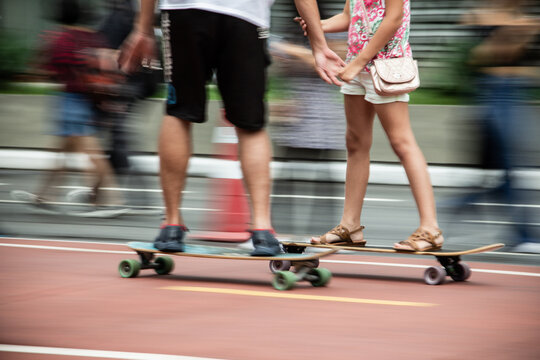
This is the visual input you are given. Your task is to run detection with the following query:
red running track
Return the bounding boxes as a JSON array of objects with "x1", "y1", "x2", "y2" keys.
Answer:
[{"x1": 1, "y1": 238, "x2": 539, "y2": 360}]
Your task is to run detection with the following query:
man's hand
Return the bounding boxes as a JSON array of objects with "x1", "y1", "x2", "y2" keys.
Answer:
[
  {"x1": 118, "y1": 30, "x2": 157, "y2": 74},
  {"x1": 313, "y1": 47, "x2": 346, "y2": 86}
]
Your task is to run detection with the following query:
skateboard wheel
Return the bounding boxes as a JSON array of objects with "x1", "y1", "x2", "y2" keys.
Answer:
[
  {"x1": 424, "y1": 266, "x2": 446, "y2": 285},
  {"x1": 269, "y1": 260, "x2": 291, "y2": 273},
  {"x1": 154, "y1": 256, "x2": 174, "y2": 275},
  {"x1": 309, "y1": 268, "x2": 332, "y2": 287},
  {"x1": 448, "y1": 262, "x2": 471, "y2": 282},
  {"x1": 272, "y1": 271, "x2": 297, "y2": 291},
  {"x1": 119, "y1": 259, "x2": 141, "y2": 278}
]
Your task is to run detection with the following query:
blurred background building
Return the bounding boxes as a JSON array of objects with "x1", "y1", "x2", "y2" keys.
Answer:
[{"x1": 1, "y1": 0, "x2": 539, "y2": 166}]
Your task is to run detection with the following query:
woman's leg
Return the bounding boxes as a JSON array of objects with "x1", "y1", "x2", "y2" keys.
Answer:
[
  {"x1": 312, "y1": 94, "x2": 375, "y2": 243},
  {"x1": 374, "y1": 101, "x2": 443, "y2": 249}
]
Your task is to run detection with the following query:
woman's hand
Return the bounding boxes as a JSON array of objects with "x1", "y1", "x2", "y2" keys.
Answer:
[{"x1": 338, "y1": 59, "x2": 365, "y2": 83}]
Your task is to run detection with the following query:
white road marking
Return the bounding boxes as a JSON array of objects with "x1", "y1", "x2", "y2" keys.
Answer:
[
  {"x1": 321, "y1": 259, "x2": 540, "y2": 277},
  {"x1": 0, "y1": 199, "x2": 215, "y2": 212},
  {"x1": 0, "y1": 243, "x2": 132, "y2": 254},
  {"x1": 56, "y1": 185, "x2": 166, "y2": 193},
  {"x1": 271, "y1": 194, "x2": 402, "y2": 202},
  {"x1": 0, "y1": 344, "x2": 224, "y2": 360},
  {"x1": 472, "y1": 202, "x2": 540, "y2": 209},
  {"x1": 462, "y1": 220, "x2": 540, "y2": 226}
]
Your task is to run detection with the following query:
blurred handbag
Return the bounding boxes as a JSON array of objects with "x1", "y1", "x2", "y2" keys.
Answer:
[
  {"x1": 360, "y1": 0, "x2": 420, "y2": 96},
  {"x1": 370, "y1": 56, "x2": 420, "y2": 96}
]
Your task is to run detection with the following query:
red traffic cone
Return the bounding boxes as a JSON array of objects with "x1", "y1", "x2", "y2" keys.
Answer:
[{"x1": 192, "y1": 110, "x2": 251, "y2": 242}]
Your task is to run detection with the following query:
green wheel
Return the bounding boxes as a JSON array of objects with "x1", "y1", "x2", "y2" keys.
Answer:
[
  {"x1": 272, "y1": 271, "x2": 297, "y2": 291},
  {"x1": 154, "y1": 256, "x2": 175, "y2": 275},
  {"x1": 309, "y1": 268, "x2": 332, "y2": 287},
  {"x1": 119, "y1": 259, "x2": 141, "y2": 278}
]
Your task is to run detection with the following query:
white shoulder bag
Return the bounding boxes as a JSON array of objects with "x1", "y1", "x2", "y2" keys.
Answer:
[{"x1": 360, "y1": 1, "x2": 420, "y2": 96}]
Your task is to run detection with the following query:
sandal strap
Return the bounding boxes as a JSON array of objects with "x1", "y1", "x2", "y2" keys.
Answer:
[
  {"x1": 398, "y1": 228, "x2": 442, "y2": 250},
  {"x1": 320, "y1": 225, "x2": 365, "y2": 245}
]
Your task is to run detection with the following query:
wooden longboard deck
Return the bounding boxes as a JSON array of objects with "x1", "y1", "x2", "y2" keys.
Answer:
[
  {"x1": 281, "y1": 242, "x2": 505, "y2": 256},
  {"x1": 128, "y1": 242, "x2": 337, "y2": 261}
]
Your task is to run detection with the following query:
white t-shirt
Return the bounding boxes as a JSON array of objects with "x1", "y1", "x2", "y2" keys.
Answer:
[{"x1": 160, "y1": 0, "x2": 274, "y2": 28}]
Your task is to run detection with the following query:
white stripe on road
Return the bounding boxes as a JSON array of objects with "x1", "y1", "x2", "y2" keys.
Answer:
[
  {"x1": 472, "y1": 202, "x2": 540, "y2": 209},
  {"x1": 271, "y1": 194, "x2": 402, "y2": 202},
  {"x1": 0, "y1": 344, "x2": 224, "y2": 360},
  {"x1": 462, "y1": 220, "x2": 540, "y2": 226},
  {"x1": 0, "y1": 243, "x2": 132, "y2": 254},
  {"x1": 321, "y1": 259, "x2": 540, "y2": 277},
  {"x1": 0, "y1": 199, "x2": 215, "y2": 212},
  {"x1": 0, "y1": 237, "x2": 129, "y2": 246},
  {"x1": 56, "y1": 185, "x2": 167, "y2": 193}
]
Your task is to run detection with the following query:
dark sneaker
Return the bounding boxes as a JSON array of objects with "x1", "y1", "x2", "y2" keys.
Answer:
[
  {"x1": 250, "y1": 230, "x2": 282, "y2": 256},
  {"x1": 154, "y1": 225, "x2": 187, "y2": 252}
]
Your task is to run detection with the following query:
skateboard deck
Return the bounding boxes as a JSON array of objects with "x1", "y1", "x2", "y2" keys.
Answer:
[
  {"x1": 119, "y1": 241, "x2": 338, "y2": 290},
  {"x1": 281, "y1": 241, "x2": 505, "y2": 285}
]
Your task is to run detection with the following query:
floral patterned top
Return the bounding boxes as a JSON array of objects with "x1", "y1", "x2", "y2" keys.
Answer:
[{"x1": 347, "y1": 0, "x2": 412, "y2": 70}]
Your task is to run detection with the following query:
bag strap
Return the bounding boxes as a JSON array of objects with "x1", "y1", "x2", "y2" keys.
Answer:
[{"x1": 359, "y1": 0, "x2": 406, "y2": 57}]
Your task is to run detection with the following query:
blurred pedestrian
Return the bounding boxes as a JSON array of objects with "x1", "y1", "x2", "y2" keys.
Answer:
[
  {"x1": 298, "y1": 0, "x2": 443, "y2": 251},
  {"x1": 459, "y1": 0, "x2": 540, "y2": 252},
  {"x1": 268, "y1": 36, "x2": 347, "y2": 236},
  {"x1": 66, "y1": 0, "x2": 161, "y2": 211},
  {"x1": 118, "y1": 0, "x2": 345, "y2": 255},
  {"x1": 11, "y1": 0, "x2": 124, "y2": 216}
]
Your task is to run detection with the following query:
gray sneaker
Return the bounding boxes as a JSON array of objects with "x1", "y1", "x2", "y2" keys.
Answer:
[
  {"x1": 154, "y1": 225, "x2": 187, "y2": 252},
  {"x1": 250, "y1": 230, "x2": 282, "y2": 256}
]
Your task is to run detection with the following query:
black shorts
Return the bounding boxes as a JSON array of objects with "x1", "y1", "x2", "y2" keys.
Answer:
[{"x1": 161, "y1": 9, "x2": 271, "y2": 131}]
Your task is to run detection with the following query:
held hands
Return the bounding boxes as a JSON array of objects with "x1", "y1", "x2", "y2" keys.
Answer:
[
  {"x1": 337, "y1": 58, "x2": 366, "y2": 83},
  {"x1": 313, "y1": 47, "x2": 346, "y2": 86},
  {"x1": 118, "y1": 30, "x2": 157, "y2": 74},
  {"x1": 294, "y1": 16, "x2": 345, "y2": 86}
]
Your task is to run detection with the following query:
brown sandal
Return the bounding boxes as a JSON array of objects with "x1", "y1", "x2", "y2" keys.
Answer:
[
  {"x1": 394, "y1": 228, "x2": 443, "y2": 252},
  {"x1": 311, "y1": 224, "x2": 367, "y2": 246}
]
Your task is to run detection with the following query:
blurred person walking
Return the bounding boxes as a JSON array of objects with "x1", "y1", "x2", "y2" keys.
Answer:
[
  {"x1": 269, "y1": 36, "x2": 347, "y2": 236},
  {"x1": 460, "y1": 0, "x2": 540, "y2": 252},
  {"x1": 11, "y1": 0, "x2": 125, "y2": 216},
  {"x1": 65, "y1": 0, "x2": 161, "y2": 211},
  {"x1": 297, "y1": 0, "x2": 443, "y2": 251},
  {"x1": 118, "y1": 0, "x2": 345, "y2": 255}
]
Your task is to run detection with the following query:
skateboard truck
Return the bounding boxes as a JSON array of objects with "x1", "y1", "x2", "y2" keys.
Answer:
[{"x1": 119, "y1": 250, "x2": 175, "y2": 278}]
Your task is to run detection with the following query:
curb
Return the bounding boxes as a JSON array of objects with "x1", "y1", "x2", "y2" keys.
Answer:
[{"x1": 1, "y1": 149, "x2": 539, "y2": 189}]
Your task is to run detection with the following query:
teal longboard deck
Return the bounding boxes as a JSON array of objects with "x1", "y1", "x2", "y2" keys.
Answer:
[
  {"x1": 118, "y1": 242, "x2": 338, "y2": 291},
  {"x1": 127, "y1": 241, "x2": 336, "y2": 261},
  {"x1": 281, "y1": 242, "x2": 505, "y2": 285}
]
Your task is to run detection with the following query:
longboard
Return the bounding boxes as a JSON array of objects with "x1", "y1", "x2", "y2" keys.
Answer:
[
  {"x1": 119, "y1": 241, "x2": 338, "y2": 290},
  {"x1": 280, "y1": 241, "x2": 505, "y2": 285}
]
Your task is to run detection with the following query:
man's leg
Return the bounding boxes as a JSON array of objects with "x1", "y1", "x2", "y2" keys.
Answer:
[
  {"x1": 236, "y1": 128, "x2": 272, "y2": 230},
  {"x1": 154, "y1": 115, "x2": 191, "y2": 251},
  {"x1": 236, "y1": 127, "x2": 281, "y2": 256}
]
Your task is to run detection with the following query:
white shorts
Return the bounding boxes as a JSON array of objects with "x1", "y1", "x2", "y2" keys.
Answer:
[{"x1": 340, "y1": 71, "x2": 409, "y2": 104}]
